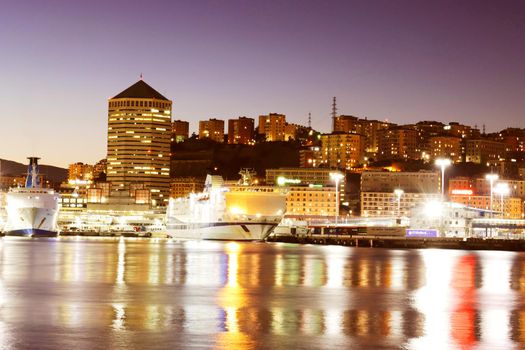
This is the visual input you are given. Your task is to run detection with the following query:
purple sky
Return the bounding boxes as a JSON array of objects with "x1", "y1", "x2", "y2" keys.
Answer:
[{"x1": 1, "y1": 0, "x2": 524, "y2": 167}]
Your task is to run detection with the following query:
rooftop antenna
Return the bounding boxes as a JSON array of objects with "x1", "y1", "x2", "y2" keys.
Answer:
[
  {"x1": 482, "y1": 124, "x2": 486, "y2": 135},
  {"x1": 308, "y1": 112, "x2": 312, "y2": 128},
  {"x1": 331, "y1": 97, "x2": 337, "y2": 132}
]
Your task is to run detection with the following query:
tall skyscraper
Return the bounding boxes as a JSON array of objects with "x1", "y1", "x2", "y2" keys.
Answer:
[{"x1": 107, "y1": 80, "x2": 172, "y2": 206}]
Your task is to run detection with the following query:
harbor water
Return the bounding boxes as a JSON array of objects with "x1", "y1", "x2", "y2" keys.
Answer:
[{"x1": 0, "y1": 237, "x2": 524, "y2": 349}]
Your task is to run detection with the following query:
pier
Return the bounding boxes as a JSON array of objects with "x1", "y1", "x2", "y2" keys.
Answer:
[{"x1": 267, "y1": 233, "x2": 525, "y2": 251}]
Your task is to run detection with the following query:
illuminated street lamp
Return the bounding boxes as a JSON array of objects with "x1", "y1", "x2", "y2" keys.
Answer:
[
  {"x1": 394, "y1": 188, "x2": 404, "y2": 219},
  {"x1": 330, "y1": 172, "x2": 345, "y2": 225},
  {"x1": 485, "y1": 173, "x2": 499, "y2": 218},
  {"x1": 494, "y1": 182, "x2": 509, "y2": 218},
  {"x1": 435, "y1": 158, "x2": 451, "y2": 201}
]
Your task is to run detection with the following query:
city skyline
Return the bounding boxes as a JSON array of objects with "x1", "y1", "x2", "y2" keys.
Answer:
[{"x1": 1, "y1": 0, "x2": 524, "y2": 167}]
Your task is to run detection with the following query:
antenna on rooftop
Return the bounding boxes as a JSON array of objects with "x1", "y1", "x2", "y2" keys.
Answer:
[
  {"x1": 331, "y1": 97, "x2": 337, "y2": 131},
  {"x1": 482, "y1": 124, "x2": 486, "y2": 135},
  {"x1": 308, "y1": 112, "x2": 312, "y2": 128}
]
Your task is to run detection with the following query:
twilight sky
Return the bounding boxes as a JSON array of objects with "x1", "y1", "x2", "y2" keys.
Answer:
[{"x1": 1, "y1": 0, "x2": 524, "y2": 167}]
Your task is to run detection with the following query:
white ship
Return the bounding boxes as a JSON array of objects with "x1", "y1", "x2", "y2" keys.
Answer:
[
  {"x1": 4, "y1": 157, "x2": 60, "y2": 237},
  {"x1": 166, "y1": 170, "x2": 286, "y2": 241}
]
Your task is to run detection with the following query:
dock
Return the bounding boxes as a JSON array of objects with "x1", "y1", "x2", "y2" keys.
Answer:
[{"x1": 267, "y1": 233, "x2": 525, "y2": 251}]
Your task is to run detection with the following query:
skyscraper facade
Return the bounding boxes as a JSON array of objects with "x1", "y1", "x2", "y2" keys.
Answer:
[{"x1": 106, "y1": 80, "x2": 172, "y2": 206}]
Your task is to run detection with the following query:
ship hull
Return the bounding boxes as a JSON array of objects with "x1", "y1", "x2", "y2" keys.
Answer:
[
  {"x1": 167, "y1": 222, "x2": 278, "y2": 241},
  {"x1": 5, "y1": 228, "x2": 58, "y2": 237},
  {"x1": 5, "y1": 196, "x2": 59, "y2": 236}
]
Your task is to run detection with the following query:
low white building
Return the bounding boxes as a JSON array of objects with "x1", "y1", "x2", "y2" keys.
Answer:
[{"x1": 409, "y1": 201, "x2": 486, "y2": 238}]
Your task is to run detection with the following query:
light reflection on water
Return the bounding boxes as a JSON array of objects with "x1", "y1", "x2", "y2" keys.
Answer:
[{"x1": 0, "y1": 238, "x2": 524, "y2": 349}]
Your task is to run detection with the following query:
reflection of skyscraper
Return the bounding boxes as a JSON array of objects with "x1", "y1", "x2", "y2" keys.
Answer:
[{"x1": 107, "y1": 80, "x2": 172, "y2": 206}]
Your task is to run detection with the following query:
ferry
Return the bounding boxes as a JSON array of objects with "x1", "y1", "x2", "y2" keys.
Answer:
[
  {"x1": 166, "y1": 170, "x2": 286, "y2": 241},
  {"x1": 4, "y1": 157, "x2": 60, "y2": 237}
]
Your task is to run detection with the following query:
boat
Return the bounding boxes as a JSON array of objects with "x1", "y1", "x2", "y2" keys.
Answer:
[
  {"x1": 4, "y1": 157, "x2": 60, "y2": 237},
  {"x1": 166, "y1": 170, "x2": 286, "y2": 241}
]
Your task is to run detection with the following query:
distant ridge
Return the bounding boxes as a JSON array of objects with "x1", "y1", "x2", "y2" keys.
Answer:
[{"x1": 0, "y1": 159, "x2": 68, "y2": 184}]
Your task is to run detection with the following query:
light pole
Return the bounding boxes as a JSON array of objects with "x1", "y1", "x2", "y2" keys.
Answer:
[
  {"x1": 494, "y1": 182, "x2": 509, "y2": 219},
  {"x1": 330, "y1": 172, "x2": 344, "y2": 225},
  {"x1": 485, "y1": 173, "x2": 499, "y2": 218},
  {"x1": 394, "y1": 188, "x2": 404, "y2": 220},
  {"x1": 435, "y1": 158, "x2": 451, "y2": 201}
]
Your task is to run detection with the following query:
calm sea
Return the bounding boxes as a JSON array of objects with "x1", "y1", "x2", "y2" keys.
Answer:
[{"x1": 0, "y1": 237, "x2": 524, "y2": 349}]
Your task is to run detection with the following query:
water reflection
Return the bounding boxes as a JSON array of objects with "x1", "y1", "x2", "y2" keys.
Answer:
[{"x1": 0, "y1": 237, "x2": 524, "y2": 348}]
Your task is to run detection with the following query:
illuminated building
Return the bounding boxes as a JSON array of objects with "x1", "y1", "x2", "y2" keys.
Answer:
[
  {"x1": 266, "y1": 168, "x2": 344, "y2": 187},
  {"x1": 172, "y1": 120, "x2": 189, "y2": 143},
  {"x1": 199, "y1": 118, "x2": 224, "y2": 143},
  {"x1": 333, "y1": 115, "x2": 359, "y2": 133},
  {"x1": 361, "y1": 170, "x2": 439, "y2": 193},
  {"x1": 360, "y1": 171, "x2": 440, "y2": 217},
  {"x1": 361, "y1": 192, "x2": 441, "y2": 217},
  {"x1": 411, "y1": 121, "x2": 446, "y2": 158},
  {"x1": 448, "y1": 176, "x2": 525, "y2": 218},
  {"x1": 68, "y1": 162, "x2": 94, "y2": 182},
  {"x1": 358, "y1": 119, "x2": 392, "y2": 159},
  {"x1": 86, "y1": 182, "x2": 110, "y2": 203},
  {"x1": 93, "y1": 158, "x2": 107, "y2": 179},
  {"x1": 320, "y1": 132, "x2": 365, "y2": 169},
  {"x1": 465, "y1": 139, "x2": 506, "y2": 166},
  {"x1": 286, "y1": 186, "x2": 336, "y2": 217},
  {"x1": 449, "y1": 193, "x2": 522, "y2": 219},
  {"x1": 59, "y1": 191, "x2": 87, "y2": 209},
  {"x1": 491, "y1": 127, "x2": 525, "y2": 152},
  {"x1": 299, "y1": 147, "x2": 321, "y2": 168},
  {"x1": 227, "y1": 117, "x2": 254, "y2": 144},
  {"x1": 448, "y1": 177, "x2": 473, "y2": 194},
  {"x1": 106, "y1": 79, "x2": 172, "y2": 207},
  {"x1": 377, "y1": 127, "x2": 419, "y2": 161},
  {"x1": 450, "y1": 176, "x2": 525, "y2": 199},
  {"x1": 445, "y1": 122, "x2": 480, "y2": 139},
  {"x1": 428, "y1": 136, "x2": 462, "y2": 163},
  {"x1": 332, "y1": 115, "x2": 391, "y2": 159},
  {"x1": 266, "y1": 168, "x2": 346, "y2": 204},
  {"x1": 258, "y1": 113, "x2": 286, "y2": 141},
  {"x1": 0, "y1": 175, "x2": 26, "y2": 190},
  {"x1": 284, "y1": 123, "x2": 299, "y2": 141},
  {"x1": 170, "y1": 177, "x2": 205, "y2": 199}
]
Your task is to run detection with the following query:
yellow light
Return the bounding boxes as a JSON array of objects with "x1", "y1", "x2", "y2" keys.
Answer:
[{"x1": 229, "y1": 206, "x2": 246, "y2": 215}]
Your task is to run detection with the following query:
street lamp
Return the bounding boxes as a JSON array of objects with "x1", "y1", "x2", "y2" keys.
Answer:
[
  {"x1": 485, "y1": 173, "x2": 499, "y2": 218},
  {"x1": 435, "y1": 158, "x2": 451, "y2": 201},
  {"x1": 494, "y1": 182, "x2": 509, "y2": 218},
  {"x1": 394, "y1": 188, "x2": 404, "y2": 219},
  {"x1": 330, "y1": 172, "x2": 344, "y2": 225}
]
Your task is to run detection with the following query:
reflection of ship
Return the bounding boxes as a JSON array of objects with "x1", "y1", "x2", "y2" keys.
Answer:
[
  {"x1": 4, "y1": 157, "x2": 60, "y2": 237},
  {"x1": 166, "y1": 170, "x2": 286, "y2": 240}
]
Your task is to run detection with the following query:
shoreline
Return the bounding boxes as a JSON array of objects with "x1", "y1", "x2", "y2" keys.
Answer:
[{"x1": 3, "y1": 231, "x2": 525, "y2": 252}]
